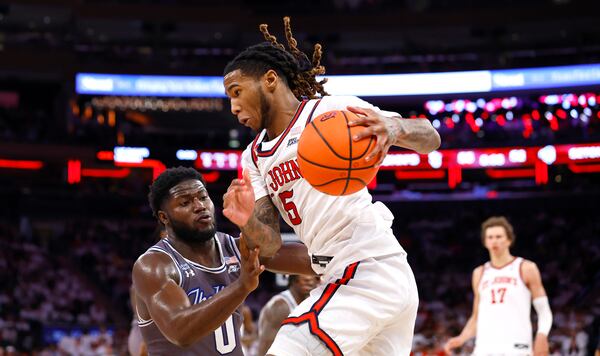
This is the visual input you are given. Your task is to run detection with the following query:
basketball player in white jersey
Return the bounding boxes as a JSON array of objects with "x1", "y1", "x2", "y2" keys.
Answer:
[
  {"x1": 444, "y1": 216, "x2": 553, "y2": 356},
  {"x1": 222, "y1": 17, "x2": 440, "y2": 356},
  {"x1": 257, "y1": 275, "x2": 320, "y2": 355}
]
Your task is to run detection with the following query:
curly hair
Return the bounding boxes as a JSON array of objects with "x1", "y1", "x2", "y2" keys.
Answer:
[
  {"x1": 223, "y1": 16, "x2": 328, "y2": 100},
  {"x1": 148, "y1": 166, "x2": 206, "y2": 220}
]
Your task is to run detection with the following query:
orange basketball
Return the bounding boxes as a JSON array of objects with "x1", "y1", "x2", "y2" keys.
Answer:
[{"x1": 297, "y1": 110, "x2": 381, "y2": 196}]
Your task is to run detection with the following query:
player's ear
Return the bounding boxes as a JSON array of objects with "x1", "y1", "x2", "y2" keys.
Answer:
[
  {"x1": 263, "y1": 69, "x2": 279, "y2": 92},
  {"x1": 158, "y1": 210, "x2": 169, "y2": 226}
]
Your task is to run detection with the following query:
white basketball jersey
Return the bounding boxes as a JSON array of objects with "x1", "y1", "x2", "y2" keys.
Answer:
[
  {"x1": 260, "y1": 290, "x2": 298, "y2": 321},
  {"x1": 242, "y1": 96, "x2": 405, "y2": 273},
  {"x1": 475, "y1": 257, "x2": 532, "y2": 355}
]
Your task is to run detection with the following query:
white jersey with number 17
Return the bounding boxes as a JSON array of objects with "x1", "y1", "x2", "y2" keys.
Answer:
[
  {"x1": 241, "y1": 95, "x2": 405, "y2": 274},
  {"x1": 475, "y1": 257, "x2": 533, "y2": 355}
]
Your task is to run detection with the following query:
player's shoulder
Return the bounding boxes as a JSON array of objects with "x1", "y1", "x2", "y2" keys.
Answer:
[
  {"x1": 134, "y1": 249, "x2": 174, "y2": 270},
  {"x1": 132, "y1": 249, "x2": 178, "y2": 283},
  {"x1": 266, "y1": 296, "x2": 292, "y2": 316},
  {"x1": 519, "y1": 258, "x2": 539, "y2": 274},
  {"x1": 473, "y1": 264, "x2": 485, "y2": 274},
  {"x1": 216, "y1": 230, "x2": 235, "y2": 242},
  {"x1": 216, "y1": 231, "x2": 239, "y2": 250},
  {"x1": 317, "y1": 95, "x2": 367, "y2": 109},
  {"x1": 472, "y1": 264, "x2": 486, "y2": 280}
]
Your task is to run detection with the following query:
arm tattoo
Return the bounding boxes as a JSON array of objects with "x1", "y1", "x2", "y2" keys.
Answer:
[
  {"x1": 241, "y1": 196, "x2": 282, "y2": 256},
  {"x1": 389, "y1": 117, "x2": 441, "y2": 154}
]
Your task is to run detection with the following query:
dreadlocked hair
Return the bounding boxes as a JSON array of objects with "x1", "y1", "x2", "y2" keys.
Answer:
[{"x1": 224, "y1": 16, "x2": 328, "y2": 100}]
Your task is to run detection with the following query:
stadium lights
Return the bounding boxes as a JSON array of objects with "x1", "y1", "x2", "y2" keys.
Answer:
[
  {"x1": 568, "y1": 146, "x2": 600, "y2": 160},
  {"x1": 381, "y1": 153, "x2": 421, "y2": 167},
  {"x1": 537, "y1": 145, "x2": 557, "y2": 165},
  {"x1": 76, "y1": 63, "x2": 600, "y2": 97},
  {"x1": 113, "y1": 146, "x2": 150, "y2": 163},
  {"x1": 176, "y1": 150, "x2": 198, "y2": 161},
  {"x1": 457, "y1": 151, "x2": 476, "y2": 166},
  {"x1": 428, "y1": 151, "x2": 443, "y2": 169}
]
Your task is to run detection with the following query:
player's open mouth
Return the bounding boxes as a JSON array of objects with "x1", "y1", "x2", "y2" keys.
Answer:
[{"x1": 195, "y1": 215, "x2": 212, "y2": 223}]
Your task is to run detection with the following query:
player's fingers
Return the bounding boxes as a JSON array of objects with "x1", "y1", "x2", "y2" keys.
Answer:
[
  {"x1": 366, "y1": 143, "x2": 384, "y2": 162},
  {"x1": 222, "y1": 208, "x2": 232, "y2": 220},
  {"x1": 352, "y1": 127, "x2": 376, "y2": 141},
  {"x1": 374, "y1": 155, "x2": 384, "y2": 168},
  {"x1": 239, "y1": 233, "x2": 247, "y2": 252},
  {"x1": 347, "y1": 114, "x2": 368, "y2": 126},
  {"x1": 243, "y1": 168, "x2": 251, "y2": 185},
  {"x1": 346, "y1": 105, "x2": 367, "y2": 116},
  {"x1": 347, "y1": 106, "x2": 375, "y2": 118},
  {"x1": 248, "y1": 246, "x2": 260, "y2": 263}
]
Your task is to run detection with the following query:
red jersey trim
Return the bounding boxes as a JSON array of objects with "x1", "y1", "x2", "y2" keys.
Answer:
[
  {"x1": 489, "y1": 256, "x2": 517, "y2": 269},
  {"x1": 281, "y1": 261, "x2": 359, "y2": 356},
  {"x1": 304, "y1": 99, "x2": 322, "y2": 127},
  {"x1": 254, "y1": 100, "x2": 308, "y2": 157}
]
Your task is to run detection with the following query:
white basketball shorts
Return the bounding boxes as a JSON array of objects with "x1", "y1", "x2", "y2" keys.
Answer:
[{"x1": 267, "y1": 253, "x2": 419, "y2": 356}]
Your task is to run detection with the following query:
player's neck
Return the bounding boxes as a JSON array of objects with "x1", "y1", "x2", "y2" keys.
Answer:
[
  {"x1": 489, "y1": 251, "x2": 514, "y2": 268},
  {"x1": 265, "y1": 90, "x2": 301, "y2": 140},
  {"x1": 167, "y1": 236, "x2": 220, "y2": 268}
]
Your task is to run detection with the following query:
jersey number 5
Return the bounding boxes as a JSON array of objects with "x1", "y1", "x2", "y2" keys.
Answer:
[
  {"x1": 491, "y1": 287, "x2": 507, "y2": 304},
  {"x1": 278, "y1": 190, "x2": 302, "y2": 225}
]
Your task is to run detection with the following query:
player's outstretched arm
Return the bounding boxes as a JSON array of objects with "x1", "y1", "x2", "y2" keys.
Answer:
[
  {"x1": 257, "y1": 299, "x2": 292, "y2": 356},
  {"x1": 224, "y1": 170, "x2": 282, "y2": 257},
  {"x1": 132, "y1": 246, "x2": 264, "y2": 347},
  {"x1": 235, "y1": 238, "x2": 316, "y2": 276},
  {"x1": 347, "y1": 106, "x2": 441, "y2": 164},
  {"x1": 444, "y1": 266, "x2": 483, "y2": 355},
  {"x1": 523, "y1": 260, "x2": 552, "y2": 356}
]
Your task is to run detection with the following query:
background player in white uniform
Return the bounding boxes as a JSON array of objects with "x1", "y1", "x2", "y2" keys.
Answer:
[
  {"x1": 257, "y1": 275, "x2": 320, "y2": 355},
  {"x1": 222, "y1": 17, "x2": 440, "y2": 355},
  {"x1": 444, "y1": 216, "x2": 553, "y2": 356}
]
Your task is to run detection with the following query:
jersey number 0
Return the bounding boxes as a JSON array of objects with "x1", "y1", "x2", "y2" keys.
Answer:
[{"x1": 214, "y1": 315, "x2": 236, "y2": 354}]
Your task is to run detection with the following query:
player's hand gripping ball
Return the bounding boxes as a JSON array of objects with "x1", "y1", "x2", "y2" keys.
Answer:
[{"x1": 297, "y1": 110, "x2": 381, "y2": 196}]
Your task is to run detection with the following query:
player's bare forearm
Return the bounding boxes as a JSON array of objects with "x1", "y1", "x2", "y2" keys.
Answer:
[
  {"x1": 154, "y1": 279, "x2": 251, "y2": 347},
  {"x1": 169, "y1": 280, "x2": 248, "y2": 345},
  {"x1": 390, "y1": 117, "x2": 441, "y2": 154},
  {"x1": 261, "y1": 241, "x2": 316, "y2": 276},
  {"x1": 458, "y1": 315, "x2": 477, "y2": 341},
  {"x1": 240, "y1": 196, "x2": 282, "y2": 257}
]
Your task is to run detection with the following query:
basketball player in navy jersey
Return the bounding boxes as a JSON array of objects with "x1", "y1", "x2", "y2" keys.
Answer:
[{"x1": 132, "y1": 167, "x2": 314, "y2": 355}]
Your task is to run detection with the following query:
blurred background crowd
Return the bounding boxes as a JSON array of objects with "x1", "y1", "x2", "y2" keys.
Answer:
[{"x1": 1, "y1": 0, "x2": 599, "y2": 355}]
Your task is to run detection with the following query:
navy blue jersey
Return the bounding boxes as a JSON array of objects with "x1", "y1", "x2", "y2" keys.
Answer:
[{"x1": 138, "y1": 232, "x2": 244, "y2": 356}]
